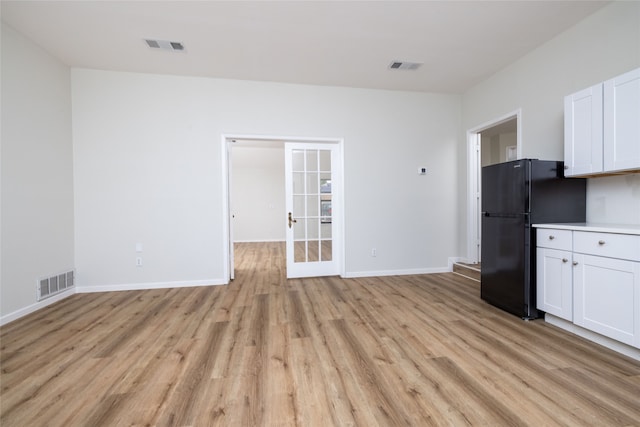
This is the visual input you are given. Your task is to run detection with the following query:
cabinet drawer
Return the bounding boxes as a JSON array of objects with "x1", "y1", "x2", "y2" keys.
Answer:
[
  {"x1": 537, "y1": 229, "x2": 572, "y2": 250},
  {"x1": 573, "y1": 231, "x2": 640, "y2": 261}
]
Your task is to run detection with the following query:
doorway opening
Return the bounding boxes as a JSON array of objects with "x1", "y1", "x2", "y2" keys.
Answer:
[
  {"x1": 466, "y1": 110, "x2": 521, "y2": 265},
  {"x1": 221, "y1": 134, "x2": 344, "y2": 282}
]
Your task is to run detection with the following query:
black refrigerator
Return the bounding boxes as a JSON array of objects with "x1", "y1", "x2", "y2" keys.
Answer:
[{"x1": 481, "y1": 159, "x2": 586, "y2": 319}]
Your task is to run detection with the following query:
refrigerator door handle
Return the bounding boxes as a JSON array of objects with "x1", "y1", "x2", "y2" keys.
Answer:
[{"x1": 483, "y1": 212, "x2": 527, "y2": 219}]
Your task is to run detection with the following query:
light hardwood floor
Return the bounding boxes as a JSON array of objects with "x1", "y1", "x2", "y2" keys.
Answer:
[{"x1": 2, "y1": 242, "x2": 640, "y2": 426}]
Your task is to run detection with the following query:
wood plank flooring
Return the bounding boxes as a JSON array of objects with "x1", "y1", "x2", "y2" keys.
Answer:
[{"x1": 2, "y1": 242, "x2": 640, "y2": 426}]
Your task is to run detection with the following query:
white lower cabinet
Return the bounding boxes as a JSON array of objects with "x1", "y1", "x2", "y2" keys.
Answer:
[
  {"x1": 537, "y1": 247, "x2": 573, "y2": 321},
  {"x1": 573, "y1": 253, "x2": 640, "y2": 347},
  {"x1": 536, "y1": 227, "x2": 640, "y2": 349}
]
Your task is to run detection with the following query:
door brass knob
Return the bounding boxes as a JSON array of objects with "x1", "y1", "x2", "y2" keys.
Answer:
[{"x1": 288, "y1": 212, "x2": 297, "y2": 229}]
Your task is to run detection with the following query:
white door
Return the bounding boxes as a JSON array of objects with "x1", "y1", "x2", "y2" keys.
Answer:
[
  {"x1": 573, "y1": 253, "x2": 640, "y2": 347},
  {"x1": 285, "y1": 143, "x2": 340, "y2": 278},
  {"x1": 604, "y1": 67, "x2": 640, "y2": 173},
  {"x1": 536, "y1": 247, "x2": 573, "y2": 321},
  {"x1": 564, "y1": 84, "x2": 603, "y2": 176}
]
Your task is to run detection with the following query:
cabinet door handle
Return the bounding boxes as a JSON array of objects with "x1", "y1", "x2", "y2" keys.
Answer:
[
  {"x1": 562, "y1": 258, "x2": 568, "y2": 263},
  {"x1": 572, "y1": 261, "x2": 578, "y2": 266},
  {"x1": 564, "y1": 165, "x2": 569, "y2": 170},
  {"x1": 548, "y1": 235, "x2": 555, "y2": 240},
  {"x1": 598, "y1": 240, "x2": 605, "y2": 245}
]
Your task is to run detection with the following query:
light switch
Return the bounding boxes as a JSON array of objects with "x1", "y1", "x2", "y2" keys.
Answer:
[{"x1": 136, "y1": 243, "x2": 143, "y2": 253}]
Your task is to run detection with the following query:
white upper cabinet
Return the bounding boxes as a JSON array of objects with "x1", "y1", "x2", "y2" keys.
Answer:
[
  {"x1": 564, "y1": 85, "x2": 603, "y2": 176},
  {"x1": 604, "y1": 68, "x2": 640, "y2": 173},
  {"x1": 564, "y1": 67, "x2": 640, "y2": 177}
]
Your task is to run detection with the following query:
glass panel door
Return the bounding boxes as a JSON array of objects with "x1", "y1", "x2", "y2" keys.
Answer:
[{"x1": 285, "y1": 143, "x2": 338, "y2": 278}]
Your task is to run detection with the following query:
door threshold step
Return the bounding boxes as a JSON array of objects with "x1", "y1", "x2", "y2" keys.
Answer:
[{"x1": 453, "y1": 262, "x2": 481, "y2": 282}]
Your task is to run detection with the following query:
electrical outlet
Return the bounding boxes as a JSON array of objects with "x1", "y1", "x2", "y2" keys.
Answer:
[
  {"x1": 136, "y1": 257, "x2": 143, "y2": 267},
  {"x1": 371, "y1": 248, "x2": 377, "y2": 257}
]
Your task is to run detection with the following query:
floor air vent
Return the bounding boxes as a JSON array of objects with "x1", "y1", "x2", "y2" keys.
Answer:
[{"x1": 38, "y1": 270, "x2": 74, "y2": 301}]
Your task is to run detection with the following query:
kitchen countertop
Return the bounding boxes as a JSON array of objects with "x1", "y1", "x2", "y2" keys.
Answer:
[{"x1": 532, "y1": 222, "x2": 640, "y2": 236}]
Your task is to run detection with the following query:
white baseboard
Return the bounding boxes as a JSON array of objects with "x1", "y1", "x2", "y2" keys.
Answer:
[
  {"x1": 544, "y1": 314, "x2": 640, "y2": 361},
  {"x1": 233, "y1": 239, "x2": 285, "y2": 243},
  {"x1": 0, "y1": 288, "x2": 75, "y2": 326},
  {"x1": 344, "y1": 266, "x2": 449, "y2": 279},
  {"x1": 75, "y1": 278, "x2": 227, "y2": 293}
]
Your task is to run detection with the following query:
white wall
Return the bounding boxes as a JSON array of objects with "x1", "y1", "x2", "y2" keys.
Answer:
[
  {"x1": 481, "y1": 132, "x2": 517, "y2": 166},
  {"x1": 231, "y1": 145, "x2": 285, "y2": 242},
  {"x1": 1, "y1": 24, "x2": 74, "y2": 321},
  {"x1": 71, "y1": 69, "x2": 461, "y2": 290},
  {"x1": 461, "y1": 1, "x2": 640, "y2": 244}
]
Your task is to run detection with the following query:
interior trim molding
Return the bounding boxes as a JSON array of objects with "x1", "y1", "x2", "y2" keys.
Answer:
[
  {"x1": 75, "y1": 279, "x2": 226, "y2": 294},
  {"x1": 343, "y1": 267, "x2": 449, "y2": 279},
  {"x1": 233, "y1": 239, "x2": 286, "y2": 243}
]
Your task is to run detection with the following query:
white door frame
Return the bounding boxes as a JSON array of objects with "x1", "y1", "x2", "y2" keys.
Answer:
[
  {"x1": 466, "y1": 109, "x2": 522, "y2": 264},
  {"x1": 226, "y1": 141, "x2": 235, "y2": 280},
  {"x1": 220, "y1": 134, "x2": 345, "y2": 283}
]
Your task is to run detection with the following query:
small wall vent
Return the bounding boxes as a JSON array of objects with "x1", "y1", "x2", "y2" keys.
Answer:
[
  {"x1": 389, "y1": 61, "x2": 422, "y2": 71},
  {"x1": 38, "y1": 270, "x2": 74, "y2": 301},
  {"x1": 144, "y1": 39, "x2": 185, "y2": 52}
]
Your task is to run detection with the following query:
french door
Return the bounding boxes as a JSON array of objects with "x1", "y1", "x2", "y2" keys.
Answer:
[{"x1": 284, "y1": 143, "x2": 340, "y2": 278}]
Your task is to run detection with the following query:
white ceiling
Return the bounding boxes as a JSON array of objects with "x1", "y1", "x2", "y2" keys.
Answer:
[{"x1": 1, "y1": 0, "x2": 609, "y2": 93}]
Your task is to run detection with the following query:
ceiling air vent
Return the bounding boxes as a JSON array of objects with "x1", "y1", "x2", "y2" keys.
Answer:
[
  {"x1": 145, "y1": 39, "x2": 160, "y2": 49},
  {"x1": 389, "y1": 61, "x2": 422, "y2": 70},
  {"x1": 169, "y1": 42, "x2": 184, "y2": 51},
  {"x1": 144, "y1": 39, "x2": 185, "y2": 52}
]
